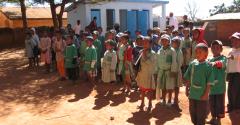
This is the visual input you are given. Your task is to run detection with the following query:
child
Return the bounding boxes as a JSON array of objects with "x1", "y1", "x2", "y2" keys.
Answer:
[
  {"x1": 206, "y1": 40, "x2": 227, "y2": 125},
  {"x1": 181, "y1": 28, "x2": 192, "y2": 73},
  {"x1": 25, "y1": 31, "x2": 35, "y2": 68},
  {"x1": 101, "y1": 40, "x2": 117, "y2": 83},
  {"x1": 116, "y1": 33, "x2": 126, "y2": 84},
  {"x1": 156, "y1": 34, "x2": 177, "y2": 106},
  {"x1": 191, "y1": 28, "x2": 208, "y2": 60},
  {"x1": 39, "y1": 31, "x2": 51, "y2": 72},
  {"x1": 136, "y1": 36, "x2": 157, "y2": 112},
  {"x1": 83, "y1": 36, "x2": 97, "y2": 84},
  {"x1": 93, "y1": 31, "x2": 102, "y2": 80},
  {"x1": 184, "y1": 43, "x2": 215, "y2": 125},
  {"x1": 97, "y1": 27, "x2": 105, "y2": 58},
  {"x1": 64, "y1": 35, "x2": 78, "y2": 83},
  {"x1": 122, "y1": 34, "x2": 134, "y2": 93},
  {"x1": 151, "y1": 34, "x2": 161, "y2": 53},
  {"x1": 31, "y1": 28, "x2": 40, "y2": 67},
  {"x1": 227, "y1": 32, "x2": 240, "y2": 113},
  {"x1": 54, "y1": 30, "x2": 66, "y2": 81},
  {"x1": 171, "y1": 37, "x2": 183, "y2": 111}
]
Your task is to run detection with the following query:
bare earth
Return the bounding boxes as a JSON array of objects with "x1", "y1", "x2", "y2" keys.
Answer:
[{"x1": 0, "y1": 47, "x2": 239, "y2": 125}]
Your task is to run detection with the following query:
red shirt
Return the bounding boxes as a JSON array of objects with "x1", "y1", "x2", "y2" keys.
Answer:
[{"x1": 124, "y1": 45, "x2": 133, "y2": 62}]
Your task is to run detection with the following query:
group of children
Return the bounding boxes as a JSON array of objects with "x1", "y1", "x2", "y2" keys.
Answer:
[{"x1": 24, "y1": 24, "x2": 240, "y2": 125}]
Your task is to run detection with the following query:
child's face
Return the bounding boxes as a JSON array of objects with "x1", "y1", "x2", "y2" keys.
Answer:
[
  {"x1": 172, "y1": 41, "x2": 180, "y2": 49},
  {"x1": 195, "y1": 48, "x2": 208, "y2": 61},
  {"x1": 93, "y1": 34, "x2": 98, "y2": 40},
  {"x1": 66, "y1": 37, "x2": 73, "y2": 45},
  {"x1": 231, "y1": 38, "x2": 240, "y2": 49},
  {"x1": 106, "y1": 43, "x2": 112, "y2": 50},
  {"x1": 193, "y1": 30, "x2": 200, "y2": 40},
  {"x1": 43, "y1": 32, "x2": 48, "y2": 37},
  {"x1": 161, "y1": 39, "x2": 169, "y2": 48},
  {"x1": 87, "y1": 40, "x2": 93, "y2": 46},
  {"x1": 56, "y1": 33, "x2": 61, "y2": 40},
  {"x1": 211, "y1": 44, "x2": 222, "y2": 56},
  {"x1": 183, "y1": 30, "x2": 190, "y2": 37},
  {"x1": 121, "y1": 38, "x2": 127, "y2": 45},
  {"x1": 172, "y1": 32, "x2": 178, "y2": 37},
  {"x1": 143, "y1": 40, "x2": 150, "y2": 50},
  {"x1": 108, "y1": 33, "x2": 114, "y2": 39}
]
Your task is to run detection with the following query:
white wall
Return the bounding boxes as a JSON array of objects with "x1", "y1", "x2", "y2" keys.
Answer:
[{"x1": 68, "y1": 1, "x2": 167, "y2": 33}]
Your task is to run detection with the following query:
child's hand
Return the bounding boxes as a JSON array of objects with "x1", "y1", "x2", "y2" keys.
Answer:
[{"x1": 200, "y1": 94, "x2": 208, "y2": 101}]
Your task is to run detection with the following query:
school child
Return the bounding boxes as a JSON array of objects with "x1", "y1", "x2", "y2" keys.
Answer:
[
  {"x1": 206, "y1": 40, "x2": 227, "y2": 125},
  {"x1": 226, "y1": 32, "x2": 240, "y2": 113},
  {"x1": 124, "y1": 30, "x2": 134, "y2": 47},
  {"x1": 53, "y1": 30, "x2": 66, "y2": 81},
  {"x1": 181, "y1": 28, "x2": 192, "y2": 74},
  {"x1": 83, "y1": 36, "x2": 97, "y2": 83},
  {"x1": 31, "y1": 28, "x2": 40, "y2": 67},
  {"x1": 178, "y1": 25, "x2": 184, "y2": 38},
  {"x1": 151, "y1": 34, "x2": 161, "y2": 53},
  {"x1": 132, "y1": 35, "x2": 144, "y2": 77},
  {"x1": 97, "y1": 27, "x2": 105, "y2": 58},
  {"x1": 79, "y1": 32, "x2": 89, "y2": 58},
  {"x1": 184, "y1": 43, "x2": 215, "y2": 125},
  {"x1": 116, "y1": 33, "x2": 126, "y2": 84},
  {"x1": 136, "y1": 36, "x2": 157, "y2": 112},
  {"x1": 64, "y1": 35, "x2": 78, "y2": 83},
  {"x1": 191, "y1": 28, "x2": 208, "y2": 60},
  {"x1": 122, "y1": 34, "x2": 134, "y2": 93},
  {"x1": 39, "y1": 31, "x2": 52, "y2": 72},
  {"x1": 171, "y1": 37, "x2": 184, "y2": 111},
  {"x1": 25, "y1": 30, "x2": 35, "y2": 68},
  {"x1": 106, "y1": 29, "x2": 117, "y2": 50},
  {"x1": 156, "y1": 34, "x2": 178, "y2": 106},
  {"x1": 101, "y1": 40, "x2": 118, "y2": 83},
  {"x1": 172, "y1": 30, "x2": 179, "y2": 38},
  {"x1": 92, "y1": 31, "x2": 102, "y2": 80}
]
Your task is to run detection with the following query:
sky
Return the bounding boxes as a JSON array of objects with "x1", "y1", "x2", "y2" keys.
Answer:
[{"x1": 153, "y1": 0, "x2": 233, "y2": 19}]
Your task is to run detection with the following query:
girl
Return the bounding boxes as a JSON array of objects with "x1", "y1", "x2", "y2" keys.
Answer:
[
  {"x1": 39, "y1": 31, "x2": 51, "y2": 73},
  {"x1": 136, "y1": 36, "x2": 157, "y2": 112},
  {"x1": 101, "y1": 40, "x2": 117, "y2": 83}
]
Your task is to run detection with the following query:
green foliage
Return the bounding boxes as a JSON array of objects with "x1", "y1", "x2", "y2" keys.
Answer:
[{"x1": 210, "y1": 0, "x2": 240, "y2": 16}]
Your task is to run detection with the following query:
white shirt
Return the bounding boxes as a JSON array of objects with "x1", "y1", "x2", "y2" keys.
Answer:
[
  {"x1": 73, "y1": 24, "x2": 81, "y2": 35},
  {"x1": 169, "y1": 16, "x2": 179, "y2": 30},
  {"x1": 227, "y1": 48, "x2": 240, "y2": 73}
]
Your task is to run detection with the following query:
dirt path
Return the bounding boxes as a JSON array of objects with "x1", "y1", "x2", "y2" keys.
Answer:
[{"x1": 0, "y1": 48, "x2": 238, "y2": 125}]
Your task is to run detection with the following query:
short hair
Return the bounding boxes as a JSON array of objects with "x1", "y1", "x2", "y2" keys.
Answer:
[
  {"x1": 66, "y1": 35, "x2": 73, "y2": 40},
  {"x1": 195, "y1": 43, "x2": 208, "y2": 52}
]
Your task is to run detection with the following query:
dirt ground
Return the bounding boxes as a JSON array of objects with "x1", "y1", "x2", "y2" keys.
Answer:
[{"x1": 0, "y1": 47, "x2": 239, "y2": 125}]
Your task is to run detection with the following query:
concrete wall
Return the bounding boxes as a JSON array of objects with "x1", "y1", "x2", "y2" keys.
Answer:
[{"x1": 67, "y1": 4, "x2": 86, "y2": 30}]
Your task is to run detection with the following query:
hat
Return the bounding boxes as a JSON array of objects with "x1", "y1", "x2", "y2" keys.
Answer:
[
  {"x1": 160, "y1": 34, "x2": 170, "y2": 41},
  {"x1": 172, "y1": 36, "x2": 181, "y2": 42},
  {"x1": 152, "y1": 34, "x2": 159, "y2": 42},
  {"x1": 229, "y1": 32, "x2": 240, "y2": 39},
  {"x1": 136, "y1": 35, "x2": 144, "y2": 40},
  {"x1": 195, "y1": 43, "x2": 209, "y2": 51},
  {"x1": 108, "y1": 29, "x2": 116, "y2": 34},
  {"x1": 93, "y1": 30, "x2": 99, "y2": 35},
  {"x1": 116, "y1": 32, "x2": 124, "y2": 38},
  {"x1": 211, "y1": 40, "x2": 223, "y2": 46},
  {"x1": 105, "y1": 40, "x2": 116, "y2": 46},
  {"x1": 86, "y1": 36, "x2": 93, "y2": 41}
]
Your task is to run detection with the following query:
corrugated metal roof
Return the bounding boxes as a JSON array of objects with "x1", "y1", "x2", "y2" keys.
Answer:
[
  {"x1": 0, "y1": 7, "x2": 67, "y2": 19},
  {"x1": 203, "y1": 13, "x2": 240, "y2": 21}
]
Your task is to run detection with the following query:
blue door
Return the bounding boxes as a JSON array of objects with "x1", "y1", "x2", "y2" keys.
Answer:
[
  {"x1": 138, "y1": 10, "x2": 149, "y2": 36},
  {"x1": 91, "y1": 9, "x2": 101, "y2": 27},
  {"x1": 127, "y1": 10, "x2": 137, "y2": 38}
]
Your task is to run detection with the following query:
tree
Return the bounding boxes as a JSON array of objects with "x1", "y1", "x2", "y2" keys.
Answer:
[
  {"x1": 209, "y1": 0, "x2": 240, "y2": 16},
  {"x1": 0, "y1": 0, "x2": 27, "y2": 30},
  {"x1": 184, "y1": 0, "x2": 199, "y2": 21}
]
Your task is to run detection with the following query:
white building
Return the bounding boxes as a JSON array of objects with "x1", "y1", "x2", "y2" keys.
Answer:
[{"x1": 66, "y1": 0, "x2": 169, "y2": 37}]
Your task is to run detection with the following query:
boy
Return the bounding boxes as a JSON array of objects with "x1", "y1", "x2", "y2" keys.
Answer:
[
  {"x1": 54, "y1": 31, "x2": 66, "y2": 81},
  {"x1": 93, "y1": 31, "x2": 102, "y2": 80},
  {"x1": 25, "y1": 30, "x2": 35, "y2": 69},
  {"x1": 156, "y1": 34, "x2": 178, "y2": 106},
  {"x1": 83, "y1": 36, "x2": 97, "y2": 84},
  {"x1": 101, "y1": 40, "x2": 118, "y2": 83},
  {"x1": 116, "y1": 33, "x2": 126, "y2": 84},
  {"x1": 181, "y1": 28, "x2": 192, "y2": 73},
  {"x1": 227, "y1": 32, "x2": 240, "y2": 113},
  {"x1": 171, "y1": 36, "x2": 183, "y2": 111},
  {"x1": 207, "y1": 40, "x2": 227, "y2": 125},
  {"x1": 151, "y1": 34, "x2": 161, "y2": 53},
  {"x1": 64, "y1": 35, "x2": 78, "y2": 83},
  {"x1": 191, "y1": 28, "x2": 207, "y2": 61},
  {"x1": 184, "y1": 43, "x2": 215, "y2": 125}
]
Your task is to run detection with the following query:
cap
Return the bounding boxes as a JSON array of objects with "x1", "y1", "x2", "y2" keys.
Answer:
[
  {"x1": 195, "y1": 43, "x2": 209, "y2": 50},
  {"x1": 229, "y1": 32, "x2": 240, "y2": 39},
  {"x1": 108, "y1": 29, "x2": 116, "y2": 34},
  {"x1": 211, "y1": 40, "x2": 223, "y2": 46},
  {"x1": 116, "y1": 32, "x2": 124, "y2": 38},
  {"x1": 92, "y1": 30, "x2": 99, "y2": 35},
  {"x1": 152, "y1": 34, "x2": 159, "y2": 42},
  {"x1": 86, "y1": 36, "x2": 93, "y2": 41},
  {"x1": 106, "y1": 40, "x2": 116, "y2": 46},
  {"x1": 136, "y1": 35, "x2": 144, "y2": 40},
  {"x1": 172, "y1": 36, "x2": 181, "y2": 42},
  {"x1": 160, "y1": 34, "x2": 170, "y2": 41}
]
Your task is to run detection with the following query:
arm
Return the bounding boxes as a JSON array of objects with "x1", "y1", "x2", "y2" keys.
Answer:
[
  {"x1": 110, "y1": 52, "x2": 118, "y2": 71},
  {"x1": 170, "y1": 49, "x2": 178, "y2": 76},
  {"x1": 200, "y1": 84, "x2": 210, "y2": 100},
  {"x1": 91, "y1": 48, "x2": 97, "y2": 69}
]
